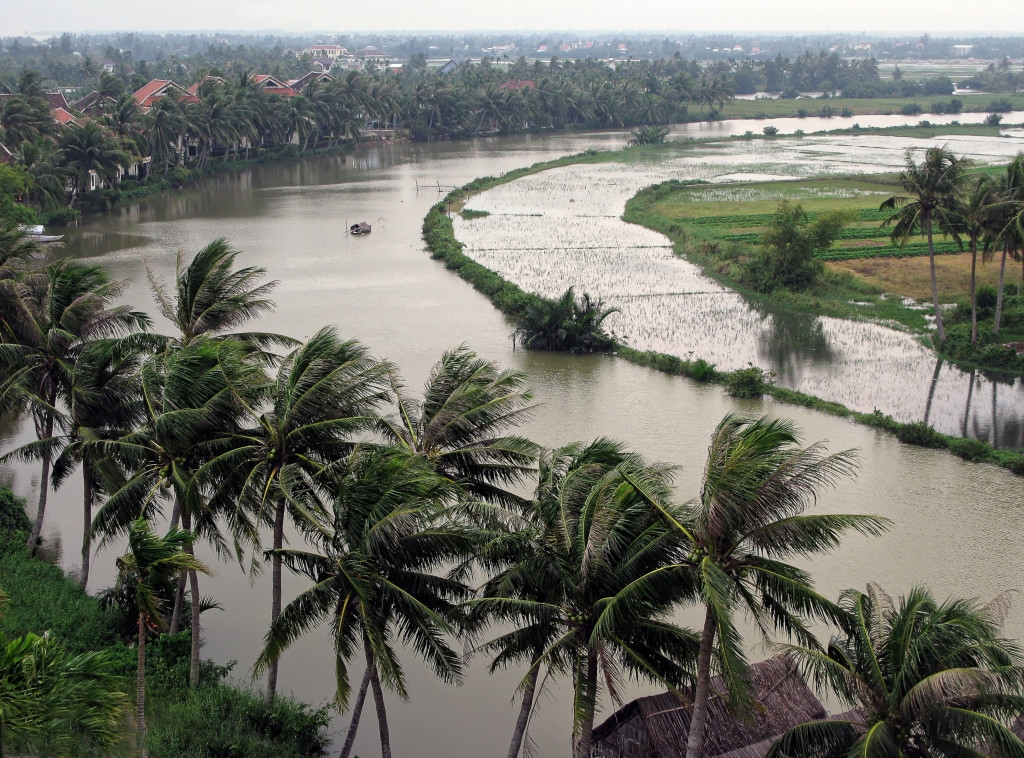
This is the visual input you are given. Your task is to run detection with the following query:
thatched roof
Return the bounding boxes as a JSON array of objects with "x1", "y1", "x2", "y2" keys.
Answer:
[{"x1": 593, "y1": 655, "x2": 826, "y2": 758}]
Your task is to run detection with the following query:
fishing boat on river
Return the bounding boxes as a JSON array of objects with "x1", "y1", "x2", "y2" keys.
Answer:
[
  {"x1": 19, "y1": 224, "x2": 64, "y2": 243},
  {"x1": 349, "y1": 222, "x2": 371, "y2": 235}
]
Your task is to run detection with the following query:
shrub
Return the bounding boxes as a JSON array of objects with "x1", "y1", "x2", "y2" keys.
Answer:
[
  {"x1": 984, "y1": 113, "x2": 1003, "y2": 127},
  {"x1": 895, "y1": 421, "x2": 945, "y2": 448},
  {"x1": 689, "y1": 358, "x2": 717, "y2": 382},
  {"x1": 724, "y1": 363, "x2": 774, "y2": 398},
  {"x1": 948, "y1": 437, "x2": 991, "y2": 462},
  {"x1": 796, "y1": 108, "x2": 808, "y2": 118},
  {"x1": 40, "y1": 206, "x2": 82, "y2": 225},
  {"x1": 900, "y1": 102, "x2": 923, "y2": 116},
  {"x1": 988, "y1": 98, "x2": 1014, "y2": 113},
  {"x1": 840, "y1": 107, "x2": 854, "y2": 117},
  {"x1": 762, "y1": 125, "x2": 779, "y2": 136},
  {"x1": 628, "y1": 125, "x2": 670, "y2": 146}
]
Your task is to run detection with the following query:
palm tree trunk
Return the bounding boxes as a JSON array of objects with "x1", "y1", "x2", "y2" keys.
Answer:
[
  {"x1": 970, "y1": 237, "x2": 979, "y2": 346},
  {"x1": 169, "y1": 497, "x2": 185, "y2": 634},
  {"x1": 507, "y1": 664, "x2": 539, "y2": 758},
  {"x1": 363, "y1": 635, "x2": 392, "y2": 758},
  {"x1": 264, "y1": 498, "x2": 286, "y2": 706},
  {"x1": 994, "y1": 244, "x2": 1008, "y2": 335},
  {"x1": 339, "y1": 666, "x2": 372, "y2": 758},
  {"x1": 926, "y1": 215, "x2": 946, "y2": 343},
  {"x1": 80, "y1": 463, "x2": 93, "y2": 588},
  {"x1": 189, "y1": 565, "x2": 201, "y2": 686},
  {"x1": 574, "y1": 649, "x2": 599, "y2": 758},
  {"x1": 685, "y1": 608, "x2": 718, "y2": 758},
  {"x1": 137, "y1": 613, "x2": 147, "y2": 757},
  {"x1": 26, "y1": 410, "x2": 55, "y2": 555}
]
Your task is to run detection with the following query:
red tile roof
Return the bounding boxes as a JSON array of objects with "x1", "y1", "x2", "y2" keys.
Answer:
[{"x1": 53, "y1": 107, "x2": 76, "y2": 124}]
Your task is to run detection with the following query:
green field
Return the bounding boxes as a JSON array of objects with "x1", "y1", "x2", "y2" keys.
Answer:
[
  {"x1": 654, "y1": 177, "x2": 934, "y2": 261},
  {"x1": 720, "y1": 93, "x2": 1024, "y2": 119}
]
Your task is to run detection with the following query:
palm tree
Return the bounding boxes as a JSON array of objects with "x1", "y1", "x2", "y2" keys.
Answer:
[
  {"x1": 992, "y1": 153, "x2": 1024, "y2": 334},
  {"x1": 620, "y1": 414, "x2": 889, "y2": 758},
  {"x1": 0, "y1": 631, "x2": 127, "y2": 757},
  {"x1": 511, "y1": 287, "x2": 619, "y2": 354},
  {"x1": 472, "y1": 439, "x2": 701, "y2": 758},
  {"x1": 60, "y1": 121, "x2": 130, "y2": 206},
  {"x1": 957, "y1": 174, "x2": 999, "y2": 346},
  {"x1": 254, "y1": 445, "x2": 476, "y2": 758},
  {"x1": 378, "y1": 346, "x2": 537, "y2": 507},
  {"x1": 210, "y1": 327, "x2": 392, "y2": 705},
  {"x1": 147, "y1": 237, "x2": 285, "y2": 353},
  {"x1": 115, "y1": 518, "x2": 209, "y2": 755},
  {"x1": 881, "y1": 147, "x2": 970, "y2": 344},
  {"x1": 0, "y1": 261, "x2": 149, "y2": 555},
  {"x1": 92, "y1": 338, "x2": 266, "y2": 687},
  {"x1": 767, "y1": 584, "x2": 1024, "y2": 758}
]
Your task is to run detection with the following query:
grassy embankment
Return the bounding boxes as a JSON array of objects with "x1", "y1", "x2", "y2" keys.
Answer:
[
  {"x1": 0, "y1": 487, "x2": 331, "y2": 758},
  {"x1": 420, "y1": 149, "x2": 1024, "y2": 475},
  {"x1": 722, "y1": 93, "x2": 1024, "y2": 119}
]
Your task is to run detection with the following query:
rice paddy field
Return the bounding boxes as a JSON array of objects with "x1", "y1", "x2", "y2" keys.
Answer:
[{"x1": 452, "y1": 129, "x2": 1024, "y2": 445}]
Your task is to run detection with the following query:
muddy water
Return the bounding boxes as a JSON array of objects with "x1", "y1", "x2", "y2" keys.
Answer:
[{"x1": 2, "y1": 125, "x2": 1023, "y2": 758}]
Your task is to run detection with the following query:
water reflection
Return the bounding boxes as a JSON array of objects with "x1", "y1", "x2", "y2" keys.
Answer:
[{"x1": 753, "y1": 303, "x2": 836, "y2": 385}]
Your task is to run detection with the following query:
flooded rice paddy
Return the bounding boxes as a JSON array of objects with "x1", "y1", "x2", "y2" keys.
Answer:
[
  {"x1": 454, "y1": 129, "x2": 1024, "y2": 445},
  {"x1": 1, "y1": 123, "x2": 1023, "y2": 757}
]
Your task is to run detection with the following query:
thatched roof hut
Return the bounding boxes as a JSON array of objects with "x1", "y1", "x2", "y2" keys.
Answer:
[{"x1": 592, "y1": 655, "x2": 826, "y2": 758}]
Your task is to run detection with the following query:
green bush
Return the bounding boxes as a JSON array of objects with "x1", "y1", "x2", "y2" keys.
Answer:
[
  {"x1": 689, "y1": 358, "x2": 718, "y2": 382},
  {"x1": 724, "y1": 363, "x2": 774, "y2": 398},
  {"x1": 40, "y1": 206, "x2": 82, "y2": 225},
  {"x1": 899, "y1": 102, "x2": 923, "y2": 116},
  {"x1": 0, "y1": 486, "x2": 31, "y2": 548},
  {"x1": 895, "y1": 422, "x2": 945, "y2": 448},
  {"x1": 948, "y1": 437, "x2": 991, "y2": 462}
]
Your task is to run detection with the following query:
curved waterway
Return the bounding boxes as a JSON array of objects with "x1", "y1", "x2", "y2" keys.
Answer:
[{"x1": 2, "y1": 125, "x2": 1023, "y2": 758}]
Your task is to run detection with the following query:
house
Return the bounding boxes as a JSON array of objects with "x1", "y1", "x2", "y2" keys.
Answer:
[
  {"x1": 303, "y1": 44, "x2": 347, "y2": 59},
  {"x1": 354, "y1": 46, "x2": 388, "y2": 61},
  {"x1": 185, "y1": 75, "x2": 228, "y2": 97},
  {"x1": 101, "y1": 59, "x2": 115, "y2": 73},
  {"x1": 42, "y1": 92, "x2": 70, "y2": 111},
  {"x1": 73, "y1": 90, "x2": 118, "y2": 116},
  {"x1": 311, "y1": 57, "x2": 337, "y2": 73},
  {"x1": 592, "y1": 656, "x2": 826, "y2": 758},
  {"x1": 132, "y1": 79, "x2": 196, "y2": 111},
  {"x1": 52, "y1": 107, "x2": 76, "y2": 125},
  {"x1": 289, "y1": 71, "x2": 334, "y2": 93},
  {"x1": 501, "y1": 79, "x2": 535, "y2": 91},
  {"x1": 253, "y1": 75, "x2": 297, "y2": 97}
]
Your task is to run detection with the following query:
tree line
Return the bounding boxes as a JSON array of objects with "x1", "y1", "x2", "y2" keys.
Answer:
[{"x1": 1, "y1": 225, "x2": 1023, "y2": 757}]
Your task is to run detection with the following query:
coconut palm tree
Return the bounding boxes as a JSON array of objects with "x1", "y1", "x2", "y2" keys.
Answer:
[
  {"x1": 957, "y1": 174, "x2": 999, "y2": 346},
  {"x1": 254, "y1": 445, "x2": 476, "y2": 758},
  {"x1": 92, "y1": 338, "x2": 267, "y2": 687},
  {"x1": 0, "y1": 261, "x2": 149, "y2": 555},
  {"x1": 992, "y1": 153, "x2": 1024, "y2": 335},
  {"x1": 208, "y1": 327, "x2": 392, "y2": 705},
  {"x1": 472, "y1": 439, "x2": 701, "y2": 758},
  {"x1": 146, "y1": 237, "x2": 287, "y2": 354},
  {"x1": 881, "y1": 147, "x2": 970, "y2": 343},
  {"x1": 511, "y1": 287, "x2": 619, "y2": 354},
  {"x1": 620, "y1": 414, "x2": 889, "y2": 758},
  {"x1": 378, "y1": 346, "x2": 537, "y2": 507},
  {"x1": 0, "y1": 632, "x2": 128, "y2": 757},
  {"x1": 767, "y1": 584, "x2": 1024, "y2": 758},
  {"x1": 115, "y1": 518, "x2": 209, "y2": 755},
  {"x1": 59, "y1": 121, "x2": 130, "y2": 206}
]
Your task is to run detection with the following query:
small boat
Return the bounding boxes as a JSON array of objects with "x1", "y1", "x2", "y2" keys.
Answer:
[
  {"x1": 349, "y1": 222, "x2": 372, "y2": 235},
  {"x1": 18, "y1": 224, "x2": 64, "y2": 243}
]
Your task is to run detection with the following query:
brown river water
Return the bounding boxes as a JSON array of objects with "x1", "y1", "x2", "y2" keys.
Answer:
[{"x1": 1, "y1": 126, "x2": 1023, "y2": 757}]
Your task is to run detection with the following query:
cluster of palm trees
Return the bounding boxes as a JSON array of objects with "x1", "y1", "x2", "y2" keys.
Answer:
[
  {"x1": 2, "y1": 226, "x2": 1022, "y2": 758},
  {"x1": 882, "y1": 147, "x2": 1024, "y2": 347},
  {"x1": 1, "y1": 59, "x2": 737, "y2": 212}
]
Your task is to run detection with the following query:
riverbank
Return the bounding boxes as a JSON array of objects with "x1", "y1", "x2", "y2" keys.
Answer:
[
  {"x1": 0, "y1": 488, "x2": 331, "y2": 757},
  {"x1": 421, "y1": 151, "x2": 1024, "y2": 476}
]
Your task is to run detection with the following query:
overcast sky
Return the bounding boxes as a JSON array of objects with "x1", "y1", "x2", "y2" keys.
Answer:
[{"x1": 2, "y1": 0, "x2": 1022, "y2": 38}]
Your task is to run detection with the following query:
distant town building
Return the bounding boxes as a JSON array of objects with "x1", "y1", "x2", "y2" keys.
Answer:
[{"x1": 304, "y1": 44, "x2": 347, "y2": 59}]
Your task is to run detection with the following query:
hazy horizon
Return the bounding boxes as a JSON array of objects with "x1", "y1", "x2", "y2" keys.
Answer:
[{"x1": 3, "y1": 0, "x2": 1022, "y2": 40}]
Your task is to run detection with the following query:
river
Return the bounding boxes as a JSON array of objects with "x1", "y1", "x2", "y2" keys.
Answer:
[{"x1": 2, "y1": 124, "x2": 1023, "y2": 758}]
